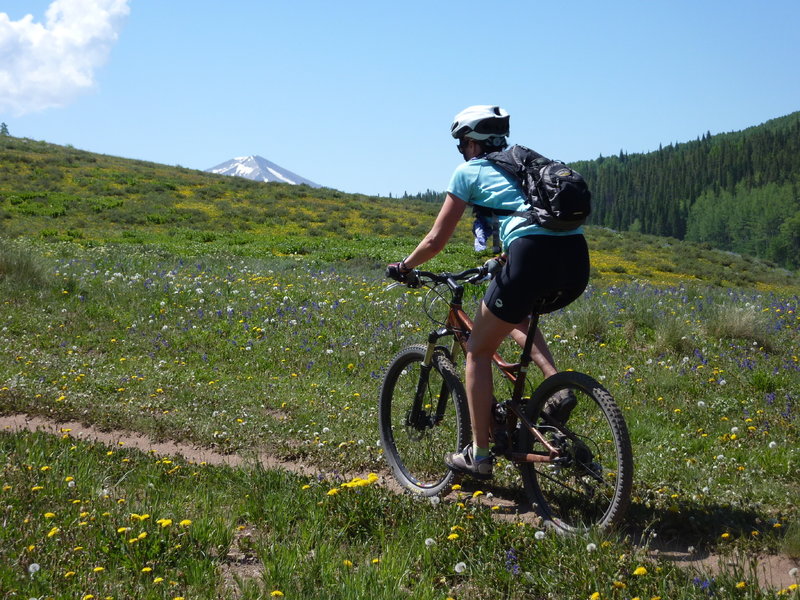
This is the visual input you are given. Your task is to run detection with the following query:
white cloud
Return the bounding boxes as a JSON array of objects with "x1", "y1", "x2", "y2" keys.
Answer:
[{"x1": 0, "y1": 0, "x2": 130, "y2": 116}]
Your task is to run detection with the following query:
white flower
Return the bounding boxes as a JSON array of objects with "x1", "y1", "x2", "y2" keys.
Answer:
[
  {"x1": 429, "y1": 496, "x2": 440, "y2": 506},
  {"x1": 730, "y1": 427, "x2": 739, "y2": 434},
  {"x1": 28, "y1": 563, "x2": 40, "y2": 575},
  {"x1": 768, "y1": 441, "x2": 778, "y2": 449},
  {"x1": 454, "y1": 561, "x2": 467, "y2": 573},
  {"x1": 586, "y1": 543, "x2": 597, "y2": 552},
  {"x1": 789, "y1": 567, "x2": 798, "y2": 578},
  {"x1": 535, "y1": 530, "x2": 546, "y2": 540},
  {"x1": 424, "y1": 538, "x2": 436, "y2": 547},
  {"x1": 697, "y1": 401, "x2": 706, "y2": 408}
]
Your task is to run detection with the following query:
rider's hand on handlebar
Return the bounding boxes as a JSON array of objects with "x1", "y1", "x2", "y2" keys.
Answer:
[
  {"x1": 386, "y1": 261, "x2": 420, "y2": 288},
  {"x1": 468, "y1": 254, "x2": 506, "y2": 283}
]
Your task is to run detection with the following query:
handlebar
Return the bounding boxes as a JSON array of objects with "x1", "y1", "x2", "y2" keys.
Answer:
[{"x1": 387, "y1": 257, "x2": 505, "y2": 291}]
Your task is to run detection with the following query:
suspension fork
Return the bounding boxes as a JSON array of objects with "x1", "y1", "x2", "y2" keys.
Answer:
[{"x1": 410, "y1": 329, "x2": 452, "y2": 428}]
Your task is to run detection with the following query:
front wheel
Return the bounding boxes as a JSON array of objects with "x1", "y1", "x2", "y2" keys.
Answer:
[
  {"x1": 379, "y1": 344, "x2": 470, "y2": 496},
  {"x1": 517, "y1": 371, "x2": 633, "y2": 532}
]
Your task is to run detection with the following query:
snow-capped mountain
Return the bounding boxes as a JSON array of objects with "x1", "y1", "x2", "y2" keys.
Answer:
[{"x1": 206, "y1": 155, "x2": 321, "y2": 188}]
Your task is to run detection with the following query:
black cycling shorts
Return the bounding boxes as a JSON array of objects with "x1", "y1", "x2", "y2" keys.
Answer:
[{"x1": 483, "y1": 234, "x2": 590, "y2": 324}]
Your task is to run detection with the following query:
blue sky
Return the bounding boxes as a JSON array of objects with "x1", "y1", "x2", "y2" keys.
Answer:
[{"x1": 1, "y1": 0, "x2": 799, "y2": 197}]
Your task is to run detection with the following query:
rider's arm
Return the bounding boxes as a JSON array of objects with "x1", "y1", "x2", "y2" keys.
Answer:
[{"x1": 401, "y1": 193, "x2": 466, "y2": 269}]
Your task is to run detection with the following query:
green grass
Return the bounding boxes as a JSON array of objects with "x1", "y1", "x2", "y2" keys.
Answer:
[
  {"x1": 1, "y1": 237, "x2": 798, "y2": 598},
  {"x1": 2, "y1": 429, "x2": 795, "y2": 599},
  {"x1": 1, "y1": 136, "x2": 799, "y2": 597}
]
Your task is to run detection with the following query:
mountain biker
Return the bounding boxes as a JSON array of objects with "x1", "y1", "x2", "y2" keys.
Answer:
[{"x1": 387, "y1": 105, "x2": 590, "y2": 480}]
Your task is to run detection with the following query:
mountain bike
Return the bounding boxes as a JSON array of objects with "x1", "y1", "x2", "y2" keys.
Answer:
[{"x1": 379, "y1": 262, "x2": 633, "y2": 531}]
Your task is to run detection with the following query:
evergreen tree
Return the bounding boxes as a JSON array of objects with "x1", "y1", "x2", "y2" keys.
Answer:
[{"x1": 0, "y1": 122, "x2": 9, "y2": 136}]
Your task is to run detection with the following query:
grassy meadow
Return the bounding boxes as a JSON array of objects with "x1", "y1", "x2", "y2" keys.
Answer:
[{"x1": 1, "y1": 137, "x2": 799, "y2": 598}]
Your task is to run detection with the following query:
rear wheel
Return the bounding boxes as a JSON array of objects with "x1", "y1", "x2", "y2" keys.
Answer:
[
  {"x1": 379, "y1": 344, "x2": 470, "y2": 496},
  {"x1": 517, "y1": 371, "x2": 633, "y2": 531}
]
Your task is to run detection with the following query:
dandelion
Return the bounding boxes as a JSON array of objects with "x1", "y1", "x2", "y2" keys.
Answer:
[
  {"x1": 93, "y1": 566, "x2": 105, "y2": 573},
  {"x1": 447, "y1": 533, "x2": 459, "y2": 540},
  {"x1": 43, "y1": 512, "x2": 55, "y2": 519},
  {"x1": 721, "y1": 532, "x2": 731, "y2": 539},
  {"x1": 372, "y1": 558, "x2": 381, "y2": 564},
  {"x1": 633, "y1": 566, "x2": 648, "y2": 575},
  {"x1": 535, "y1": 530, "x2": 546, "y2": 540},
  {"x1": 590, "y1": 593, "x2": 601, "y2": 600},
  {"x1": 327, "y1": 488, "x2": 339, "y2": 496},
  {"x1": 47, "y1": 526, "x2": 60, "y2": 537},
  {"x1": 64, "y1": 570, "x2": 76, "y2": 578},
  {"x1": 424, "y1": 538, "x2": 436, "y2": 547},
  {"x1": 454, "y1": 561, "x2": 467, "y2": 573},
  {"x1": 157, "y1": 518, "x2": 173, "y2": 528},
  {"x1": 342, "y1": 559, "x2": 353, "y2": 567},
  {"x1": 179, "y1": 519, "x2": 192, "y2": 527},
  {"x1": 270, "y1": 593, "x2": 284, "y2": 598},
  {"x1": 736, "y1": 581, "x2": 747, "y2": 589},
  {"x1": 141, "y1": 567, "x2": 153, "y2": 573},
  {"x1": 472, "y1": 490, "x2": 484, "y2": 498},
  {"x1": 789, "y1": 567, "x2": 798, "y2": 578},
  {"x1": 769, "y1": 441, "x2": 778, "y2": 449},
  {"x1": 154, "y1": 576, "x2": 165, "y2": 583},
  {"x1": 612, "y1": 580, "x2": 627, "y2": 589},
  {"x1": 28, "y1": 563, "x2": 41, "y2": 575},
  {"x1": 586, "y1": 543, "x2": 597, "y2": 552}
]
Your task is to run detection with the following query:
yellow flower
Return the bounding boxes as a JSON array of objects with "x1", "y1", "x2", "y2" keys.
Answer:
[
  {"x1": 142, "y1": 567, "x2": 153, "y2": 572},
  {"x1": 612, "y1": 580, "x2": 627, "y2": 589},
  {"x1": 157, "y1": 518, "x2": 173, "y2": 528},
  {"x1": 472, "y1": 490, "x2": 484, "y2": 498},
  {"x1": 452, "y1": 484, "x2": 462, "y2": 490},
  {"x1": 633, "y1": 566, "x2": 648, "y2": 576},
  {"x1": 343, "y1": 559, "x2": 353, "y2": 567},
  {"x1": 64, "y1": 571, "x2": 76, "y2": 578},
  {"x1": 301, "y1": 484, "x2": 311, "y2": 490},
  {"x1": 154, "y1": 576, "x2": 164, "y2": 584},
  {"x1": 327, "y1": 488, "x2": 340, "y2": 496},
  {"x1": 736, "y1": 581, "x2": 746, "y2": 589},
  {"x1": 93, "y1": 566, "x2": 105, "y2": 573},
  {"x1": 179, "y1": 519, "x2": 192, "y2": 527},
  {"x1": 721, "y1": 532, "x2": 731, "y2": 539},
  {"x1": 44, "y1": 512, "x2": 56, "y2": 518},
  {"x1": 47, "y1": 526, "x2": 60, "y2": 537},
  {"x1": 270, "y1": 592, "x2": 284, "y2": 598},
  {"x1": 590, "y1": 593, "x2": 601, "y2": 600},
  {"x1": 447, "y1": 533, "x2": 459, "y2": 540},
  {"x1": 372, "y1": 558, "x2": 381, "y2": 564}
]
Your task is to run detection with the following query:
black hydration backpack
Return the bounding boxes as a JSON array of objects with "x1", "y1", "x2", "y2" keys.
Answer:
[{"x1": 485, "y1": 144, "x2": 591, "y2": 231}]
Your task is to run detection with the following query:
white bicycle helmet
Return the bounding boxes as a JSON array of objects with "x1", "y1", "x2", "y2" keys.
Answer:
[{"x1": 450, "y1": 105, "x2": 510, "y2": 141}]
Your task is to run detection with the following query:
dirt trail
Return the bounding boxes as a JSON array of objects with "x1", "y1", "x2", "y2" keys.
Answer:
[{"x1": 1, "y1": 413, "x2": 797, "y2": 591}]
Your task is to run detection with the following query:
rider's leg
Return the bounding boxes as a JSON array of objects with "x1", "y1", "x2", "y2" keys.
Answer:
[
  {"x1": 509, "y1": 319, "x2": 557, "y2": 378},
  {"x1": 465, "y1": 301, "x2": 517, "y2": 451}
]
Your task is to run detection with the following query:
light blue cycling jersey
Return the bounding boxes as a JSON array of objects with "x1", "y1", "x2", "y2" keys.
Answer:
[{"x1": 447, "y1": 157, "x2": 582, "y2": 250}]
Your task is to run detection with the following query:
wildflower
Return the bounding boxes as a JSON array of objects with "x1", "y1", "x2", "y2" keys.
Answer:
[
  {"x1": 586, "y1": 543, "x2": 597, "y2": 552},
  {"x1": 179, "y1": 519, "x2": 192, "y2": 527},
  {"x1": 454, "y1": 561, "x2": 467, "y2": 573},
  {"x1": 535, "y1": 530, "x2": 546, "y2": 540},
  {"x1": 157, "y1": 518, "x2": 173, "y2": 528},
  {"x1": 117, "y1": 527, "x2": 131, "y2": 533},
  {"x1": 590, "y1": 593, "x2": 601, "y2": 600},
  {"x1": 424, "y1": 538, "x2": 436, "y2": 547},
  {"x1": 721, "y1": 532, "x2": 731, "y2": 539},
  {"x1": 28, "y1": 563, "x2": 41, "y2": 575},
  {"x1": 342, "y1": 560, "x2": 353, "y2": 567},
  {"x1": 372, "y1": 558, "x2": 381, "y2": 564},
  {"x1": 44, "y1": 512, "x2": 55, "y2": 518},
  {"x1": 612, "y1": 580, "x2": 627, "y2": 589},
  {"x1": 736, "y1": 581, "x2": 746, "y2": 589},
  {"x1": 447, "y1": 533, "x2": 459, "y2": 540},
  {"x1": 141, "y1": 567, "x2": 153, "y2": 572},
  {"x1": 93, "y1": 566, "x2": 105, "y2": 573},
  {"x1": 472, "y1": 490, "x2": 484, "y2": 498},
  {"x1": 47, "y1": 526, "x2": 60, "y2": 537},
  {"x1": 633, "y1": 566, "x2": 648, "y2": 575},
  {"x1": 327, "y1": 488, "x2": 339, "y2": 496},
  {"x1": 271, "y1": 593, "x2": 284, "y2": 598}
]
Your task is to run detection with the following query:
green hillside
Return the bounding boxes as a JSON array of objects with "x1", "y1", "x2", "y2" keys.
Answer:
[
  {"x1": 572, "y1": 111, "x2": 800, "y2": 268},
  {"x1": 1, "y1": 134, "x2": 798, "y2": 292}
]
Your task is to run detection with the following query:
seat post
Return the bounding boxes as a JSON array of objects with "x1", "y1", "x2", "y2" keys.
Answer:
[{"x1": 512, "y1": 311, "x2": 541, "y2": 399}]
